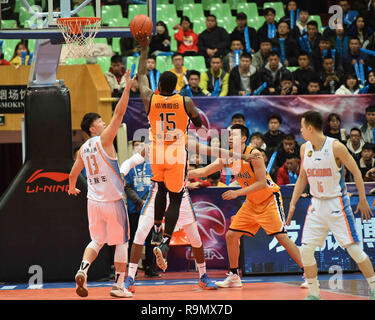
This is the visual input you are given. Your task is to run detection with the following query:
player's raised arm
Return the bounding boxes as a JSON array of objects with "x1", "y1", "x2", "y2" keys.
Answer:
[
  {"x1": 184, "y1": 96, "x2": 203, "y2": 128},
  {"x1": 333, "y1": 140, "x2": 374, "y2": 222},
  {"x1": 101, "y1": 70, "x2": 133, "y2": 148},
  {"x1": 68, "y1": 147, "x2": 85, "y2": 196},
  {"x1": 188, "y1": 157, "x2": 225, "y2": 179},
  {"x1": 286, "y1": 143, "x2": 308, "y2": 226},
  {"x1": 136, "y1": 35, "x2": 154, "y2": 112}
]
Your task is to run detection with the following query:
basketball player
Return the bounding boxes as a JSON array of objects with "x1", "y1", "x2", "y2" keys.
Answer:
[
  {"x1": 135, "y1": 33, "x2": 204, "y2": 271},
  {"x1": 188, "y1": 124, "x2": 307, "y2": 288},
  {"x1": 120, "y1": 151, "x2": 217, "y2": 291},
  {"x1": 286, "y1": 111, "x2": 375, "y2": 300},
  {"x1": 68, "y1": 70, "x2": 133, "y2": 298}
]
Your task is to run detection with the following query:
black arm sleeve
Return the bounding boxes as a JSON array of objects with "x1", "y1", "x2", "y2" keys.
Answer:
[{"x1": 191, "y1": 114, "x2": 203, "y2": 128}]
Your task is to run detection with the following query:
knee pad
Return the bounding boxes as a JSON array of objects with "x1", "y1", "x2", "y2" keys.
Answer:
[
  {"x1": 87, "y1": 241, "x2": 104, "y2": 254},
  {"x1": 300, "y1": 243, "x2": 317, "y2": 267},
  {"x1": 114, "y1": 243, "x2": 128, "y2": 263},
  {"x1": 346, "y1": 243, "x2": 368, "y2": 264},
  {"x1": 183, "y1": 222, "x2": 202, "y2": 248}
]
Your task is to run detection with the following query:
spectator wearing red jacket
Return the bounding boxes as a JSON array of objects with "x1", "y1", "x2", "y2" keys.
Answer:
[
  {"x1": 174, "y1": 16, "x2": 199, "y2": 56},
  {"x1": 276, "y1": 154, "x2": 300, "y2": 185}
]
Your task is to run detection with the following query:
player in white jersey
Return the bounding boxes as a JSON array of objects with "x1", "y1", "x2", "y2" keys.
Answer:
[
  {"x1": 68, "y1": 70, "x2": 134, "y2": 298},
  {"x1": 287, "y1": 110, "x2": 375, "y2": 300},
  {"x1": 119, "y1": 152, "x2": 217, "y2": 292}
]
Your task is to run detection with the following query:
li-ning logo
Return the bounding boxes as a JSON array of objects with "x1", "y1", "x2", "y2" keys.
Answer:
[{"x1": 26, "y1": 169, "x2": 69, "y2": 193}]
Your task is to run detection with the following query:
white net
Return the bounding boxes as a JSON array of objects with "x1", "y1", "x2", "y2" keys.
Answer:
[{"x1": 56, "y1": 17, "x2": 101, "y2": 58}]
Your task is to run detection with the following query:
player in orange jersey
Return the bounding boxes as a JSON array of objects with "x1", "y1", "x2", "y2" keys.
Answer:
[{"x1": 188, "y1": 124, "x2": 307, "y2": 288}]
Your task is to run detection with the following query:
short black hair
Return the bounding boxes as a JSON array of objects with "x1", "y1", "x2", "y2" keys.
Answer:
[
  {"x1": 208, "y1": 171, "x2": 221, "y2": 181},
  {"x1": 267, "y1": 113, "x2": 282, "y2": 124},
  {"x1": 285, "y1": 153, "x2": 299, "y2": 160},
  {"x1": 283, "y1": 133, "x2": 296, "y2": 141},
  {"x1": 81, "y1": 112, "x2": 101, "y2": 136},
  {"x1": 240, "y1": 52, "x2": 252, "y2": 60},
  {"x1": 187, "y1": 70, "x2": 200, "y2": 79},
  {"x1": 269, "y1": 50, "x2": 280, "y2": 58},
  {"x1": 349, "y1": 37, "x2": 361, "y2": 43},
  {"x1": 260, "y1": 38, "x2": 273, "y2": 45},
  {"x1": 172, "y1": 52, "x2": 183, "y2": 60},
  {"x1": 250, "y1": 132, "x2": 264, "y2": 140},
  {"x1": 362, "y1": 142, "x2": 375, "y2": 152},
  {"x1": 147, "y1": 55, "x2": 156, "y2": 61},
  {"x1": 111, "y1": 54, "x2": 122, "y2": 64},
  {"x1": 298, "y1": 52, "x2": 310, "y2": 58},
  {"x1": 307, "y1": 20, "x2": 318, "y2": 28},
  {"x1": 232, "y1": 113, "x2": 245, "y2": 121},
  {"x1": 159, "y1": 71, "x2": 178, "y2": 93},
  {"x1": 350, "y1": 127, "x2": 361, "y2": 135},
  {"x1": 210, "y1": 54, "x2": 222, "y2": 61},
  {"x1": 207, "y1": 14, "x2": 216, "y2": 20},
  {"x1": 366, "y1": 105, "x2": 375, "y2": 113},
  {"x1": 301, "y1": 110, "x2": 323, "y2": 131},
  {"x1": 236, "y1": 12, "x2": 247, "y2": 20},
  {"x1": 230, "y1": 124, "x2": 250, "y2": 141},
  {"x1": 264, "y1": 7, "x2": 276, "y2": 16}
]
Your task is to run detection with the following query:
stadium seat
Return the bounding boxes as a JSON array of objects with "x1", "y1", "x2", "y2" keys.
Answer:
[
  {"x1": 94, "y1": 38, "x2": 108, "y2": 45},
  {"x1": 309, "y1": 15, "x2": 323, "y2": 30},
  {"x1": 111, "y1": 38, "x2": 121, "y2": 54},
  {"x1": 191, "y1": 17, "x2": 206, "y2": 34},
  {"x1": 96, "y1": 56, "x2": 111, "y2": 73},
  {"x1": 65, "y1": 57, "x2": 86, "y2": 65},
  {"x1": 157, "y1": 4, "x2": 178, "y2": 25},
  {"x1": 182, "y1": 3, "x2": 204, "y2": 23},
  {"x1": 227, "y1": 0, "x2": 247, "y2": 10},
  {"x1": 126, "y1": 56, "x2": 140, "y2": 71},
  {"x1": 210, "y1": 3, "x2": 231, "y2": 19},
  {"x1": 202, "y1": 0, "x2": 223, "y2": 12},
  {"x1": 156, "y1": 56, "x2": 173, "y2": 73},
  {"x1": 174, "y1": 0, "x2": 194, "y2": 12},
  {"x1": 101, "y1": 5, "x2": 123, "y2": 25},
  {"x1": 217, "y1": 16, "x2": 237, "y2": 33},
  {"x1": 107, "y1": 17, "x2": 129, "y2": 28},
  {"x1": 1, "y1": 20, "x2": 18, "y2": 29},
  {"x1": 183, "y1": 56, "x2": 206, "y2": 74},
  {"x1": 237, "y1": 2, "x2": 259, "y2": 18},
  {"x1": 128, "y1": 4, "x2": 147, "y2": 22},
  {"x1": 287, "y1": 66, "x2": 299, "y2": 72},
  {"x1": 27, "y1": 39, "x2": 36, "y2": 52},
  {"x1": 15, "y1": 0, "x2": 35, "y2": 13},
  {"x1": 263, "y1": 2, "x2": 285, "y2": 20},
  {"x1": 18, "y1": 7, "x2": 33, "y2": 27},
  {"x1": 75, "y1": 5, "x2": 95, "y2": 17},
  {"x1": 157, "y1": 0, "x2": 170, "y2": 4},
  {"x1": 248, "y1": 16, "x2": 266, "y2": 30}
]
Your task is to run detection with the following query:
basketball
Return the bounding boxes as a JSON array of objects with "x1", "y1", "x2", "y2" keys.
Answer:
[{"x1": 129, "y1": 14, "x2": 153, "y2": 39}]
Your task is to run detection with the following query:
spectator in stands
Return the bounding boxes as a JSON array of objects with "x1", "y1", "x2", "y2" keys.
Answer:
[
  {"x1": 0, "y1": 53, "x2": 10, "y2": 66},
  {"x1": 293, "y1": 53, "x2": 319, "y2": 94},
  {"x1": 323, "y1": 26, "x2": 349, "y2": 57},
  {"x1": 354, "y1": 0, "x2": 373, "y2": 17},
  {"x1": 249, "y1": 132, "x2": 267, "y2": 151},
  {"x1": 299, "y1": 21, "x2": 321, "y2": 54},
  {"x1": 319, "y1": 56, "x2": 344, "y2": 94},
  {"x1": 120, "y1": 37, "x2": 141, "y2": 61},
  {"x1": 146, "y1": 56, "x2": 160, "y2": 92},
  {"x1": 348, "y1": 15, "x2": 373, "y2": 46},
  {"x1": 360, "y1": 105, "x2": 375, "y2": 143},
  {"x1": 199, "y1": 55, "x2": 229, "y2": 97},
  {"x1": 170, "y1": 52, "x2": 188, "y2": 93},
  {"x1": 306, "y1": 79, "x2": 322, "y2": 94},
  {"x1": 335, "y1": 73, "x2": 360, "y2": 95},
  {"x1": 149, "y1": 21, "x2": 171, "y2": 56},
  {"x1": 252, "y1": 39, "x2": 273, "y2": 72},
  {"x1": 10, "y1": 41, "x2": 30, "y2": 66},
  {"x1": 311, "y1": 36, "x2": 343, "y2": 74},
  {"x1": 362, "y1": 30, "x2": 375, "y2": 69},
  {"x1": 206, "y1": 171, "x2": 227, "y2": 187},
  {"x1": 0, "y1": 0, "x2": 16, "y2": 20},
  {"x1": 275, "y1": 72, "x2": 298, "y2": 95},
  {"x1": 104, "y1": 54, "x2": 127, "y2": 95},
  {"x1": 271, "y1": 20, "x2": 300, "y2": 67},
  {"x1": 347, "y1": 127, "x2": 365, "y2": 163},
  {"x1": 276, "y1": 153, "x2": 300, "y2": 186},
  {"x1": 280, "y1": 0, "x2": 298, "y2": 26},
  {"x1": 365, "y1": 70, "x2": 375, "y2": 93},
  {"x1": 259, "y1": 148, "x2": 269, "y2": 166},
  {"x1": 365, "y1": 1, "x2": 375, "y2": 31},
  {"x1": 179, "y1": 70, "x2": 207, "y2": 97},
  {"x1": 173, "y1": 16, "x2": 199, "y2": 56},
  {"x1": 338, "y1": 0, "x2": 359, "y2": 27},
  {"x1": 129, "y1": 75, "x2": 140, "y2": 98},
  {"x1": 228, "y1": 52, "x2": 257, "y2": 96},
  {"x1": 263, "y1": 113, "x2": 285, "y2": 156},
  {"x1": 342, "y1": 37, "x2": 369, "y2": 74},
  {"x1": 323, "y1": 113, "x2": 349, "y2": 144},
  {"x1": 257, "y1": 8, "x2": 278, "y2": 43},
  {"x1": 357, "y1": 142, "x2": 375, "y2": 180},
  {"x1": 223, "y1": 39, "x2": 244, "y2": 73},
  {"x1": 230, "y1": 113, "x2": 246, "y2": 127},
  {"x1": 291, "y1": 8, "x2": 309, "y2": 39},
  {"x1": 230, "y1": 12, "x2": 258, "y2": 53},
  {"x1": 255, "y1": 51, "x2": 291, "y2": 95},
  {"x1": 197, "y1": 14, "x2": 230, "y2": 67}
]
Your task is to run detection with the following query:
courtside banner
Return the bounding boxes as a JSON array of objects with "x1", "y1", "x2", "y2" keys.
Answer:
[
  {"x1": 124, "y1": 95, "x2": 375, "y2": 141},
  {"x1": 0, "y1": 85, "x2": 27, "y2": 113},
  {"x1": 166, "y1": 184, "x2": 375, "y2": 273}
]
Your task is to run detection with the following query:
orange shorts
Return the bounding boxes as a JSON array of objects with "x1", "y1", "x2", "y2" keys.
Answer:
[
  {"x1": 229, "y1": 192, "x2": 286, "y2": 236},
  {"x1": 150, "y1": 142, "x2": 187, "y2": 193}
]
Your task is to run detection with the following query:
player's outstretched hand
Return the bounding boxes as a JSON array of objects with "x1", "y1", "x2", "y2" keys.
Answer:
[
  {"x1": 124, "y1": 69, "x2": 134, "y2": 91},
  {"x1": 68, "y1": 187, "x2": 81, "y2": 196},
  {"x1": 355, "y1": 198, "x2": 373, "y2": 222},
  {"x1": 222, "y1": 189, "x2": 239, "y2": 200},
  {"x1": 134, "y1": 31, "x2": 151, "y2": 47},
  {"x1": 286, "y1": 204, "x2": 295, "y2": 226}
]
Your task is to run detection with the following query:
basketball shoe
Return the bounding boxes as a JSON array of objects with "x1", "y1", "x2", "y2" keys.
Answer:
[
  {"x1": 151, "y1": 225, "x2": 163, "y2": 245},
  {"x1": 110, "y1": 284, "x2": 133, "y2": 298},
  {"x1": 75, "y1": 270, "x2": 88, "y2": 297},
  {"x1": 215, "y1": 272, "x2": 242, "y2": 288},
  {"x1": 199, "y1": 273, "x2": 218, "y2": 290},
  {"x1": 124, "y1": 276, "x2": 136, "y2": 293},
  {"x1": 153, "y1": 242, "x2": 169, "y2": 271}
]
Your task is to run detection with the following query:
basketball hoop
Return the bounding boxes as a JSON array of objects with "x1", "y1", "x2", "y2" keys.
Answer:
[{"x1": 56, "y1": 17, "x2": 101, "y2": 58}]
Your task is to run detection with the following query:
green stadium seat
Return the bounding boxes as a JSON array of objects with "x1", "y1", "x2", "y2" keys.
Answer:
[
  {"x1": 263, "y1": 2, "x2": 285, "y2": 20},
  {"x1": 2, "y1": 47, "x2": 13, "y2": 61},
  {"x1": 217, "y1": 16, "x2": 237, "y2": 33},
  {"x1": 248, "y1": 16, "x2": 266, "y2": 30},
  {"x1": 101, "y1": 5, "x2": 123, "y2": 25},
  {"x1": 65, "y1": 57, "x2": 86, "y2": 65},
  {"x1": 27, "y1": 39, "x2": 36, "y2": 52},
  {"x1": 157, "y1": 4, "x2": 178, "y2": 25},
  {"x1": 227, "y1": 0, "x2": 247, "y2": 10},
  {"x1": 237, "y1": 2, "x2": 259, "y2": 18},
  {"x1": 191, "y1": 17, "x2": 206, "y2": 34},
  {"x1": 75, "y1": 5, "x2": 95, "y2": 17},
  {"x1": 202, "y1": 0, "x2": 223, "y2": 12},
  {"x1": 210, "y1": 3, "x2": 231, "y2": 19},
  {"x1": 287, "y1": 66, "x2": 299, "y2": 72},
  {"x1": 108, "y1": 17, "x2": 129, "y2": 28},
  {"x1": 15, "y1": 0, "x2": 35, "y2": 13},
  {"x1": 157, "y1": 0, "x2": 170, "y2": 4},
  {"x1": 111, "y1": 38, "x2": 121, "y2": 54},
  {"x1": 174, "y1": 0, "x2": 194, "y2": 12},
  {"x1": 183, "y1": 56, "x2": 207, "y2": 74},
  {"x1": 309, "y1": 15, "x2": 323, "y2": 30},
  {"x1": 126, "y1": 56, "x2": 140, "y2": 71},
  {"x1": 182, "y1": 3, "x2": 204, "y2": 23},
  {"x1": 94, "y1": 38, "x2": 108, "y2": 45},
  {"x1": 156, "y1": 56, "x2": 173, "y2": 73},
  {"x1": 19, "y1": 7, "x2": 33, "y2": 27},
  {"x1": 97, "y1": 56, "x2": 111, "y2": 73},
  {"x1": 1, "y1": 20, "x2": 18, "y2": 29},
  {"x1": 128, "y1": 4, "x2": 147, "y2": 22}
]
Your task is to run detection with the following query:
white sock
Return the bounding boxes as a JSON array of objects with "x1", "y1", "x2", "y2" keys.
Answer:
[
  {"x1": 197, "y1": 262, "x2": 206, "y2": 278},
  {"x1": 128, "y1": 262, "x2": 138, "y2": 279},
  {"x1": 79, "y1": 260, "x2": 91, "y2": 275},
  {"x1": 115, "y1": 272, "x2": 125, "y2": 286},
  {"x1": 366, "y1": 275, "x2": 375, "y2": 291},
  {"x1": 307, "y1": 277, "x2": 320, "y2": 297}
]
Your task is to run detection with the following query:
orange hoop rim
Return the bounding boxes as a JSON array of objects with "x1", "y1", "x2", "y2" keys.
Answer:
[{"x1": 56, "y1": 17, "x2": 101, "y2": 34}]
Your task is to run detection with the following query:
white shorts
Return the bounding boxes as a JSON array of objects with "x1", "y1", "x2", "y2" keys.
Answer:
[
  {"x1": 302, "y1": 195, "x2": 360, "y2": 248},
  {"x1": 133, "y1": 182, "x2": 197, "y2": 245},
  {"x1": 87, "y1": 198, "x2": 129, "y2": 246}
]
